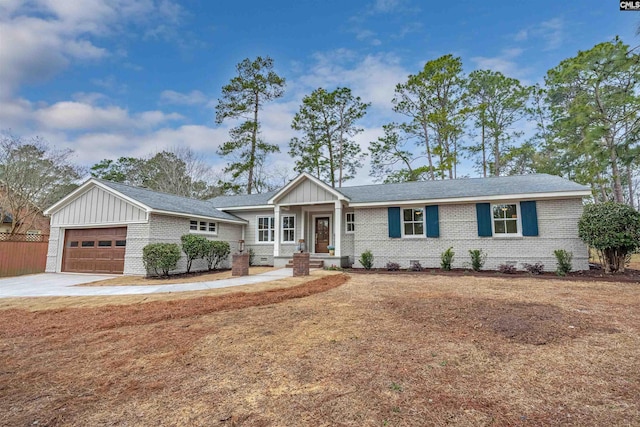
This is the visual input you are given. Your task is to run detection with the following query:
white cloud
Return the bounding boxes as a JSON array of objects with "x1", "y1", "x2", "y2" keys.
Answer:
[
  {"x1": 514, "y1": 17, "x2": 564, "y2": 51},
  {"x1": 0, "y1": 0, "x2": 184, "y2": 98},
  {"x1": 159, "y1": 90, "x2": 209, "y2": 106},
  {"x1": 34, "y1": 101, "x2": 183, "y2": 131},
  {"x1": 67, "y1": 125, "x2": 230, "y2": 168},
  {"x1": 538, "y1": 18, "x2": 564, "y2": 50},
  {"x1": 471, "y1": 48, "x2": 531, "y2": 81},
  {"x1": 296, "y1": 51, "x2": 408, "y2": 111}
]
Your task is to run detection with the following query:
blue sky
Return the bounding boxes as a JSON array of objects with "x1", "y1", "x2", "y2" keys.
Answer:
[{"x1": 1, "y1": 0, "x2": 638, "y2": 185}]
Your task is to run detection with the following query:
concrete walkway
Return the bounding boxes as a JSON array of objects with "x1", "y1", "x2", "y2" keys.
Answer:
[{"x1": 0, "y1": 269, "x2": 293, "y2": 298}]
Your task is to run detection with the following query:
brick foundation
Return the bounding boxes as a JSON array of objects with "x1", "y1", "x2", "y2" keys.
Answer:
[
  {"x1": 292, "y1": 252, "x2": 310, "y2": 276},
  {"x1": 232, "y1": 253, "x2": 250, "y2": 276}
]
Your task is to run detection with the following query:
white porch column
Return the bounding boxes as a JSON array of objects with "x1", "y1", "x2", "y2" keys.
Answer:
[
  {"x1": 300, "y1": 207, "x2": 306, "y2": 250},
  {"x1": 274, "y1": 205, "x2": 280, "y2": 257},
  {"x1": 334, "y1": 200, "x2": 342, "y2": 257}
]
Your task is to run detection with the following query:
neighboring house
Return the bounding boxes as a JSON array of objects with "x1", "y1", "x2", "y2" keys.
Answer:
[
  {"x1": 44, "y1": 173, "x2": 592, "y2": 275},
  {"x1": 0, "y1": 208, "x2": 50, "y2": 238}
]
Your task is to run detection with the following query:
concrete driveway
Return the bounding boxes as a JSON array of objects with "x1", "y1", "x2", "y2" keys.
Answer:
[{"x1": 0, "y1": 269, "x2": 293, "y2": 298}]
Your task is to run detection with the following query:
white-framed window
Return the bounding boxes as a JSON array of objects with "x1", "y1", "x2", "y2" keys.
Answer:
[
  {"x1": 346, "y1": 212, "x2": 355, "y2": 233},
  {"x1": 257, "y1": 216, "x2": 275, "y2": 242},
  {"x1": 402, "y1": 207, "x2": 424, "y2": 237},
  {"x1": 281, "y1": 215, "x2": 295, "y2": 243},
  {"x1": 189, "y1": 220, "x2": 217, "y2": 235},
  {"x1": 492, "y1": 203, "x2": 520, "y2": 235}
]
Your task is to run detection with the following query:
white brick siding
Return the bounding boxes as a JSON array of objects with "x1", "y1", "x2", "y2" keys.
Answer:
[
  {"x1": 46, "y1": 214, "x2": 243, "y2": 275},
  {"x1": 139, "y1": 214, "x2": 243, "y2": 275},
  {"x1": 45, "y1": 227, "x2": 62, "y2": 272},
  {"x1": 352, "y1": 198, "x2": 588, "y2": 271}
]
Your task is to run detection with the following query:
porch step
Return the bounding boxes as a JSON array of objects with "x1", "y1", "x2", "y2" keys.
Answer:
[{"x1": 285, "y1": 259, "x2": 324, "y2": 269}]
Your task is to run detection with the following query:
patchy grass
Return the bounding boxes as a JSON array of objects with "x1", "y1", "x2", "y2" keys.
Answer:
[
  {"x1": 83, "y1": 266, "x2": 277, "y2": 286},
  {"x1": 0, "y1": 270, "x2": 339, "y2": 311},
  {"x1": 1, "y1": 273, "x2": 639, "y2": 426}
]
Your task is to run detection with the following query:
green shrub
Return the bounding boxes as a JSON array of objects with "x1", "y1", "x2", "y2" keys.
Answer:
[
  {"x1": 205, "y1": 240, "x2": 231, "y2": 271},
  {"x1": 181, "y1": 234, "x2": 209, "y2": 273},
  {"x1": 554, "y1": 249, "x2": 573, "y2": 276},
  {"x1": 248, "y1": 248, "x2": 255, "y2": 266},
  {"x1": 359, "y1": 250, "x2": 374, "y2": 270},
  {"x1": 468, "y1": 249, "x2": 487, "y2": 271},
  {"x1": 143, "y1": 243, "x2": 181, "y2": 277},
  {"x1": 578, "y1": 202, "x2": 640, "y2": 273},
  {"x1": 440, "y1": 247, "x2": 455, "y2": 271}
]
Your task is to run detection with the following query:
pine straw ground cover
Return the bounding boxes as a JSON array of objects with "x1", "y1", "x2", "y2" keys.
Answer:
[{"x1": 1, "y1": 273, "x2": 639, "y2": 426}]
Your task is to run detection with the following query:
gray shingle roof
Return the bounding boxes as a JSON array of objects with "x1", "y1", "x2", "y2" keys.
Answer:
[
  {"x1": 339, "y1": 174, "x2": 590, "y2": 203},
  {"x1": 96, "y1": 179, "x2": 245, "y2": 223},
  {"x1": 208, "y1": 174, "x2": 589, "y2": 208},
  {"x1": 208, "y1": 190, "x2": 278, "y2": 208}
]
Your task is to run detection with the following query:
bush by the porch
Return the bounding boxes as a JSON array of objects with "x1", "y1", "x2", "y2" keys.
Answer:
[{"x1": 205, "y1": 240, "x2": 231, "y2": 271}]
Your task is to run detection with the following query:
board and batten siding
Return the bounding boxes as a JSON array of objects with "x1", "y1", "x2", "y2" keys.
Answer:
[
  {"x1": 277, "y1": 179, "x2": 338, "y2": 205},
  {"x1": 50, "y1": 186, "x2": 147, "y2": 226}
]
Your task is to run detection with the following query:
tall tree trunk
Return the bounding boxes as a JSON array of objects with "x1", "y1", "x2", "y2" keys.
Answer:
[
  {"x1": 481, "y1": 120, "x2": 487, "y2": 178},
  {"x1": 453, "y1": 136, "x2": 457, "y2": 179},
  {"x1": 627, "y1": 166, "x2": 635, "y2": 209},
  {"x1": 248, "y1": 93, "x2": 259, "y2": 195},
  {"x1": 493, "y1": 134, "x2": 500, "y2": 176},
  {"x1": 608, "y1": 139, "x2": 624, "y2": 203},
  {"x1": 338, "y1": 109, "x2": 344, "y2": 188},
  {"x1": 422, "y1": 121, "x2": 435, "y2": 180},
  {"x1": 326, "y1": 127, "x2": 335, "y2": 188}
]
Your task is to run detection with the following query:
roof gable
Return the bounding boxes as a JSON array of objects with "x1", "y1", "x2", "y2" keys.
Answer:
[
  {"x1": 268, "y1": 173, "x2": 348, "y2": 205},
  {"x1": 45, "y1": 179, "x2": 246, "y2": 224}
]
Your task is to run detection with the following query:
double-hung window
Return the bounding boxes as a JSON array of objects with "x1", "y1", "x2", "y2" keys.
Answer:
[
  {"x1": 492, "y1": 204, "x2": 519, "y2": 235},
  {"x1": 257, "y1": 216, "x2": 275, "y2": 242},
  {"x1": 345, "y1": 212, "x2": 355, "y2": 233},
  {"x1": 282, "y1": 215, "x2": 295, "y2": 243},
  {"x1": 402, "y1": 208, "x2": 424, "y2": 237}
]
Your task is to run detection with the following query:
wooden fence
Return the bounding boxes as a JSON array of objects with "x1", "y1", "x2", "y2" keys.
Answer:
[{"x1": 0, "y1": 234, "x2": 49, "y2": 277}]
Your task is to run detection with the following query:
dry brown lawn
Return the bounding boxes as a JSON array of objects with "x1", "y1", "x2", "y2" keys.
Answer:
[
  {"x1": 1, "y1": 272, "x2": 639, "y2": 426},
  {"x1": 82, "y1": 266, "x2": 277, "y2": 286}
]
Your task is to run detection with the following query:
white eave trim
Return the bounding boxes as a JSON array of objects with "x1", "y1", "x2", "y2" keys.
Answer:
[
  {"x1": 267, "y1": 172, "x2": 349, "y2": 204},
  {"x1": 149, "y1": 209, "x2": 248, "y2": 225},
  {"x1": 44, "y1": 178, "x2": 151, "y2": 215},
  {"x1": 216, "y1": 205, "x2": 274, "y2": 211},
  {"x1": 348, "y1": 190, "x2": 592, "y2": 207}
]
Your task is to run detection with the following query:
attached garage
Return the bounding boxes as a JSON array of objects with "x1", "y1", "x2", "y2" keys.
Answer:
[
  {"x1": 62, "y1": 227, "x2": 127, "y2": 274},
  {"x1": 44, "y1": 178, "x2": 247, "y2": 275}
]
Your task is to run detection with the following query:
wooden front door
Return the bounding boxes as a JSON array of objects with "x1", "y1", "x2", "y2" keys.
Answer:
[{"x1": 314, "y1": 217, "x2": 330, "y2": 253}]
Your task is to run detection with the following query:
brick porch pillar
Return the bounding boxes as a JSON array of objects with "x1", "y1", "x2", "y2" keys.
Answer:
[
  {"x1": 293, "y1": 252, "x2": 310, "y2": 277},
  {"x1": 232, "y1": 253, "x2": 249, "y2": 276}
]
